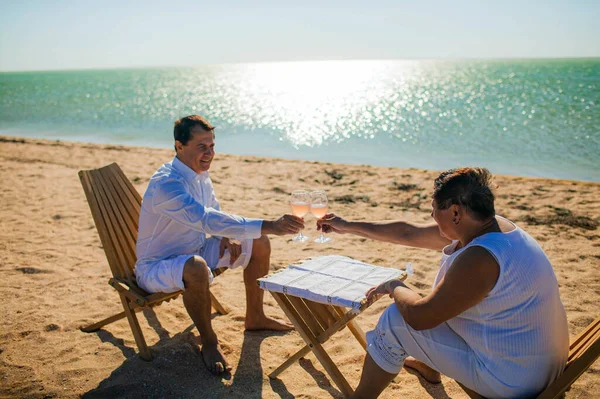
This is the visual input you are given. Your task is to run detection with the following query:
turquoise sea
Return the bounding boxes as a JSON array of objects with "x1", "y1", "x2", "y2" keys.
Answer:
[{"x1": 1, "y1": 59, "x2": 598, "y2": 181}]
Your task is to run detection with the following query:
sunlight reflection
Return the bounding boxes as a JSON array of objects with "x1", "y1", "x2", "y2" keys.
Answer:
[{"x1": 234, "y1": 61, "x2": 412, "y2": 147}]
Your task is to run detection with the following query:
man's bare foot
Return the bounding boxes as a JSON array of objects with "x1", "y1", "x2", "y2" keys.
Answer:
[
  {"x1": 404, "y1": 356, "x2": 441, "y2": 384},
  {"x1": 245, "y1": 316, "x2": 294, "y2": 331},
  {"x1": 201, "y1": 343, "x2": 231, "y2": 375}
]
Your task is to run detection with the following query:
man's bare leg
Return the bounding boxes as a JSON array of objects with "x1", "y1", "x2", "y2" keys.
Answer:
[
  {"x1": 350, "y1": 353, "x2": 397, "y2": 399},
  {"x1": 243, "y1": 235, "x2": 293, "y2": 331},
  {"x1": 182, "y1": 256, "x2": 229, "y2": 374},
  {"x1": 404, "y1": 356, "x2": 441, "y2": 383}
]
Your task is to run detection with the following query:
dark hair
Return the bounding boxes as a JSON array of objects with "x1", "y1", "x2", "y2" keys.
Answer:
[
  {"x1": 173, "y1": 115, "x2": 215, "y2": 148},
  {"x1": 432, "y1": 167, "x2": 497, "y2": 221}
]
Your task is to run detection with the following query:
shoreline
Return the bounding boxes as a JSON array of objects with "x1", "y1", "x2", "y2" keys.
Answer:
[
  {"x1": 1, "y1": 132, "x2": 598, "y2": 184},
  {"x1": 0, "y1": 135, "x2": 598, "y2": 398}
]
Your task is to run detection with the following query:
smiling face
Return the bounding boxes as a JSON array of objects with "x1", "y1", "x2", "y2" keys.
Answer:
[{"x1": 175, "y1": 125, "x2": 215, "y2": 173}]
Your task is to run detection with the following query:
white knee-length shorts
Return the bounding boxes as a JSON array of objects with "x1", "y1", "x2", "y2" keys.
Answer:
[
  {"x1": 366, "y1": 304, "x2": 501, "y2": 398},
  {"x1": 135, "y1": 237, "x2": 254, "y2": 294}
]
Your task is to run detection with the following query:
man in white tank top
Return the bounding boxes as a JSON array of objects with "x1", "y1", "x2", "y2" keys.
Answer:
[{"x1": 317, "y1": 167, "x2": 568, "y2": 399}]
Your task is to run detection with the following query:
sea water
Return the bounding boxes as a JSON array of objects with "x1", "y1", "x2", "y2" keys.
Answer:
[{"x1": 1, "y1": 59, "x2": 598, "y2": 181}]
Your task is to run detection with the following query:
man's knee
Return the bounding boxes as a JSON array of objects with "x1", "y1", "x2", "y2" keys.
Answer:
[
  {"x1": 182, "y1": 256, "x2": 210, "y2": 288},
  {"x1": 252, "y1": 235, "x2": 271, "y2": 259}
]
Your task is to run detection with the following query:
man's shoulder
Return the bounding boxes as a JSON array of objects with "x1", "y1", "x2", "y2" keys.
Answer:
[
  {"x1": 144, "y1": 162, "x2": 189, "y2": 196},
  {"x1": 150, "y1": 161, "x2": 183, "y2": 183},
  {"x1": 454, "y1": 245, "x2": 500, "y2": 275}
]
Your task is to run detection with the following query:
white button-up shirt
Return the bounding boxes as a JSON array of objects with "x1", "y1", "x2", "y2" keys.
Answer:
[{"x1": 135, "y1": 157, "x2": 263, "y2": 268}]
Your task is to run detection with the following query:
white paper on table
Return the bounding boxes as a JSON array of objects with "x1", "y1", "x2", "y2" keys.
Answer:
[{"x1": 258, "y1": 255, "x2": 410, "y2": 311}]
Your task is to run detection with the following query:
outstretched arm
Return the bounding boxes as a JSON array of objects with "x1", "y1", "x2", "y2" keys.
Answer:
[
  {"x1": 317, "y1": 213, "x2": 451, "y2": 251},
  {"x1": 152, "y1": 178, "x2": 303, "y2": 239},
  {"x1": 367, "y1": 246, "x2": 500, "y2": 330}
]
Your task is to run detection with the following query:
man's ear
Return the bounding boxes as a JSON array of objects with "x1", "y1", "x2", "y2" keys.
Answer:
[
  {"x1": 175, "y1": 140, "x2": 183, "y2": 154},
  {"x1": 451, "y1": 204, "x2": 460, "y2": 217}
]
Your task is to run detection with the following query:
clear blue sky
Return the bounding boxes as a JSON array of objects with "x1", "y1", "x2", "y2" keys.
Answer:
[{"x1": 1, "y1": 0, "x2": 599, "y2": 71}]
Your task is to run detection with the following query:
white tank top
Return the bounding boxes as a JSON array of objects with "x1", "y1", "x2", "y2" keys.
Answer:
[{"x1": 434, "y1": 216, "x2": 569, "y2": 397}]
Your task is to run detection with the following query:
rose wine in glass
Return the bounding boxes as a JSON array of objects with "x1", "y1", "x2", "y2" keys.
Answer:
[
  {"x1": 310, "y1": 190, "x2": 332, "y2": 243},
  {"x1": 290, "y1": 190, "x2": 310, "y2": 242}
]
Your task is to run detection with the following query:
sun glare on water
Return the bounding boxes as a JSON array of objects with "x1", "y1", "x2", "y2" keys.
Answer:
[
  {"x1": 2, "y1": 59, "x2": 597, "y2": 180},
  {"x1": 231, "y1": 60, "x2": 411, "y2": 147}
]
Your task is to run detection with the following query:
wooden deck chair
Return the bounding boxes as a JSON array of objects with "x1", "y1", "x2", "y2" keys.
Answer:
[
  {"x1": 79, "y1": 162, "x2": 230, "y2": 361},
  {"x1": 459, "y1": 315, "x2": 600, "y2": 399}
]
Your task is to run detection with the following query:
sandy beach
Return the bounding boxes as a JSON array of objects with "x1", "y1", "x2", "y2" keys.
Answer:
[{"x1": 0, "y1": 135, "x2": 598, "y2": 399}]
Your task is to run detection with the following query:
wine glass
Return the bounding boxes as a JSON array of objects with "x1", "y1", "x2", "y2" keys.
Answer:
[
  {"x1": 310, "y1": 190, "x2": 332, "y2": 243},
  {"x1": 290, "y1": 190, "x2": 310, "y2": 242}
]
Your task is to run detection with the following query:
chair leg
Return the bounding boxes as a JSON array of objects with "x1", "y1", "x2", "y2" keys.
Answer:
[
  {"x1": 80, "y1": 302, "x2": 149, "y2": 332},
  {"x1": 119, "y1": 293, "x2": 152, "y2": 361},
  {"x1": 80, "y1": 311, "x2": 128, "y2": 332},
  {"x1": 210, "y1": 290, "x2": 230, "y2": 315}
]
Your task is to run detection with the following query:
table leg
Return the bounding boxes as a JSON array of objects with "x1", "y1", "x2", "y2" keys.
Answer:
[{"x1": 271, "y1": 292, "x2": 354, "y2": 397}]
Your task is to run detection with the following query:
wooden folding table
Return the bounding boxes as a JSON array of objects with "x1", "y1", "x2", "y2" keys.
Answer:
[{"x1": 258, "y1": 256, "x2": 409, "y2": 397}]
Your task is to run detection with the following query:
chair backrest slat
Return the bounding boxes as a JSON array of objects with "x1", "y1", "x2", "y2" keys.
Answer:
[
  {"x1": 89, "y1": 168, "x2": 134, "y2": 282},
  {"x1": 97, "y1": 169, "x2": 138, "y2": 257},
  {"x1": 79, "y1": 169, "x2": 123, "y2": 279},
  {"x1": 568, "y1": 325, "x2": 600, "y2": 366},
  {"x1": 104, "y1": 169, "x2": 139, "y2": 234},
  {"x1": 79, "y1": 163, "x2": 141, "y2": 284},
  {"x1": 108, "y1": 165, "x2": 143, "y2": 275},
  {"x1": 567, "y1": 317, "x2": 600, "y2": 364},
  {"x1": 93, "y1": 168, "x2": 138, "y2": 283},
  {"x1": 109, "y1": 163, "x2": 142, "y2": 217}
]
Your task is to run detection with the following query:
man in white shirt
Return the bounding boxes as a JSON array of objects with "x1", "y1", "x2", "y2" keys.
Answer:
[{"x1": 135, "y1": 115, "x2": 305, "y2": 375}]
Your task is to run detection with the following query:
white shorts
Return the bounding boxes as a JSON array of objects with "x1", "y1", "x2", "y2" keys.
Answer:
[
  {"x1": 366, "y1": 305, "x2": 502, "y2": 398},
  {"x1": 135, "y1": 237, "x2": 254, "y2": 294}
]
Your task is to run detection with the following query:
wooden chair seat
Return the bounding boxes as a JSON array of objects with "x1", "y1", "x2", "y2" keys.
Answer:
[{"x1": 79, "y1": 162, "x2": 230, "y2": 360}]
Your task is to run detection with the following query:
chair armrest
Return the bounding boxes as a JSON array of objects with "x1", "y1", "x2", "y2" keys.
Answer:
[{"x1": 109, "y1": 278, "x2": 148, "y2": 307}]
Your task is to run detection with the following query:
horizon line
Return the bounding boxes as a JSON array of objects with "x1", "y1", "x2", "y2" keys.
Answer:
[{"x1": 1, "y1": 55, "x2": 599, "y2": 73}]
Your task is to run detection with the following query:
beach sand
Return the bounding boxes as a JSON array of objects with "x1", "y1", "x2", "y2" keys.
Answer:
[{"x1": 1, "y1": 135, "x2": 598, "y2": 399}]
